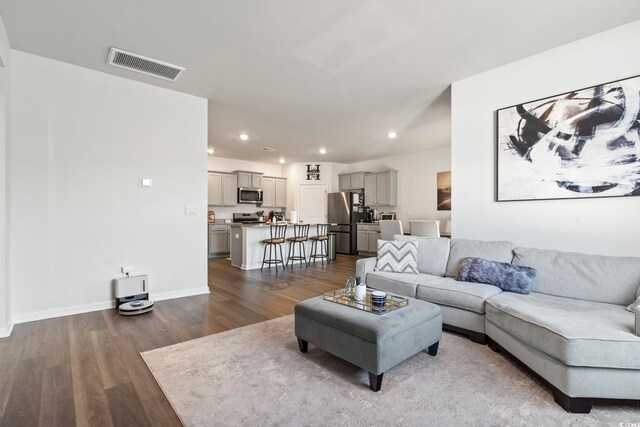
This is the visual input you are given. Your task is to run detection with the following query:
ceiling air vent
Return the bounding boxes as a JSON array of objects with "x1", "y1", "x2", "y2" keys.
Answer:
[{"x1": 106, "y1": 47, "x2": 186, "y2": 82}]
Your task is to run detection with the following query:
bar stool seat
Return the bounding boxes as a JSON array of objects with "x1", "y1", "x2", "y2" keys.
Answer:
[
  {"x1": 261, "y1": 224, "x2": 287, "y2": 272},
  {"x1": 262, "y1": 238, "x2": 285, "y2": 244},
  {"x1": 287, "y1": 224, "x2": 310, "y2": 269},
  {"x1": 309, "y1": 224, "x2": 330, "y2": 265}
]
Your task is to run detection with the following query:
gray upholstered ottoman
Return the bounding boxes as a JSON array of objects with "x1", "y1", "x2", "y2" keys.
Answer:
[{"x1": 294, "y1": 294, "x2": 442, "y2": 391}]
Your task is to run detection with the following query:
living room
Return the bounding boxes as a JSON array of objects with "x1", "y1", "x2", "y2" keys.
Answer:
[{"x1": 1, "y1": 1, "x2": 640, "y2": 426}]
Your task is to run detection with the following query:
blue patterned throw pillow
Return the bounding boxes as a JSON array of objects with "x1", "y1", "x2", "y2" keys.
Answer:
[
  {"x1": 375, "y1": 240, "x2": 419, "y2": 274},
  {"x1": 457, "y1": 257, "x2": 536, "y2": 294}
]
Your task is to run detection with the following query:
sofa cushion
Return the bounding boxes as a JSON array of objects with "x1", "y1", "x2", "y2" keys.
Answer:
[
  {"x1": 445, "y1": 239, "x2": 513, "y2": 278},
  {"x1": 416, "y1": 277, "x2": 502, "y2": 314},
  {"x1": 366, "y1": 271, "x2": 441, "y2": 298},
  {"x1": 393, "y1": 235, "x2": 450, "y2": 276},
  {"x1": 457, "y1": 257, "x2": 536, "y2": 294},
  {"x1": 512, "y1": 247, "x2": 640, "y2": 306},
  {"x1": 486, "y1": 292, "x2": 640, "y2": 369},
  {"x1": 374, "y1": 240, "x2": 419, "y2": 274}
]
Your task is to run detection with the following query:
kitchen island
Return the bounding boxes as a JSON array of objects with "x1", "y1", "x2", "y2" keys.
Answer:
[{"x1": 230, "y1": 223, "x2": 329, "y2": 270}]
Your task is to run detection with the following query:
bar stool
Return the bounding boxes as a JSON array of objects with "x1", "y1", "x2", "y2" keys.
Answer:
[
  {"x1": 308, "y1": 224, "x2": 330, "y2": 265},
  {"x1": 260, "y1": 224, "x2": 287, "y2": 272},
  {"x1": 286, "y1": 224, "x2": 310, "y2": 269}
]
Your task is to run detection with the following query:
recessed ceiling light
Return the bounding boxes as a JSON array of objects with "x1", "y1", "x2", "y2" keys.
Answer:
[
  {"x1": 239, "y1": 133, "x2": 249, "y2": 141},
  {"x1": 279, "y1": 158, "x2": 285, "y2": 164},
  {"x1": 388, "y1": 131, "x2": 398, "y2": 139},
  {"x1": 207, "y1": 147, "x2": 215, "y2": 155},
  {"x1": 319, "y1": 148, "x2": 327, "y2": 154}
]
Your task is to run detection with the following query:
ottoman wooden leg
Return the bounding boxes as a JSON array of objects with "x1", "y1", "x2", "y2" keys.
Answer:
[
  {"x1": 427, "y1": 341, "x2": 439, "y2": 356},
  {"x1": 297, "y1": 338, "x2": 308, "y2": 353},
  {"x1": 369, "y1": 372, "x2": 383, "y2": 392}
]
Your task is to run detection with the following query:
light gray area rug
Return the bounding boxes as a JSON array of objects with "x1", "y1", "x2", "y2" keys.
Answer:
[{"x1": 142, "y1": 315, "x2": 640, "y2": 426}]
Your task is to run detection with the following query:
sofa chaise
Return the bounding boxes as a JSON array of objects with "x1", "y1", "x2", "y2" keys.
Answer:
[{"x1": 356, "y1": 237, "x2": 640, "y2": 413}]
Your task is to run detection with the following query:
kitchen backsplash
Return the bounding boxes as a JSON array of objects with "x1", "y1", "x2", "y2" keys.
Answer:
[{"x1": 209, "y1": 205, "x2": 285, "y2": 219}]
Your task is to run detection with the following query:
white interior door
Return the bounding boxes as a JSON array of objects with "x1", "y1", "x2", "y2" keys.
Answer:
[{"x1": 299, "y1": 184, "x2": 327, "y2": 224}]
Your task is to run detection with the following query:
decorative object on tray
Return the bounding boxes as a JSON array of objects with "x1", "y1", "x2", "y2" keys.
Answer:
[
  {"x1": 371, "y1": 291, "x2": 387, "y2": 307},
  {"x1": 496, "y1": 74, "x2": 640, "y2": 202},
  {"x1": 344, "y1": 276, "x2": 358, "y2": 301},
  {"x1": 323, "y1": 289, "x2": 408, "y2": 315},
  {"x1": 354, "y1": 281, "x2": 367, "y2": 301}
]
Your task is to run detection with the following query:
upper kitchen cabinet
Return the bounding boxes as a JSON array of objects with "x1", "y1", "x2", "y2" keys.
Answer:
[
  {"x1": 235, "y1": 171, "x2": 263, "y2": 188},
  {"x1": 262, "y1": 177, "x2": 287, "y2": 208},
  {"x1": 338, "y1": 172, "x2": 366, "y2": 191},
  {"x1": 208, "y1": 172, "x2": 223, "y2": 206},
  {"x1": 364, "y1": 170, "x2": 397, "y2": 207},
  {"x1": 275, "y1": 178, "x2": 287, "y2": 208},
  {"x1": 208, "y1": 171, "x2": 238, "y2": 206},
  {"x1": 222, "y1": 173, "x2": 238, "y2": 206}
]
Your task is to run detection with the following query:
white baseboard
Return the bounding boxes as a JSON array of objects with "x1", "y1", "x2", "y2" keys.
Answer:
[
  {"x1": 0, "y1": 321, "x2": 14, "y2": 338},
  {"x1": 151, "y1": 286, "x2": 210, "y2": 301},
  {"x1": 12, "y1": 286, "x2": 210, "y2": 325},
  {"x1": 13, "y1": 300, "x2": 116, "y2": 324}
]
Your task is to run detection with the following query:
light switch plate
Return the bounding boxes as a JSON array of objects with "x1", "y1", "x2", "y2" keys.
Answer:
[
  {"x1": 140, "y1": 178, "x2": 153, "y2": 188},
  {"x1": 185, "y1": 205, "x2": 198, "y2": 215}
]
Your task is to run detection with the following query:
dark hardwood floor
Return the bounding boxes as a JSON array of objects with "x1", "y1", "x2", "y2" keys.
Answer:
[{"x1": 0, "y1": 255, "x2": 359, "y2": 426}]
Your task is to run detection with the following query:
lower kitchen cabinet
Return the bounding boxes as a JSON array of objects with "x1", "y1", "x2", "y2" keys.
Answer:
[
  {"x1": 208, "y1": 224, "x2": 230, "y2": 257},
  {"x1": 356, "y1": 224, "x2": 380, "y2": 254}
]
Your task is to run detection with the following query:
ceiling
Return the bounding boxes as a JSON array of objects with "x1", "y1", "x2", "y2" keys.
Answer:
[{"x1": 2, "y1": 1, "x2": 640, "y2": 164}]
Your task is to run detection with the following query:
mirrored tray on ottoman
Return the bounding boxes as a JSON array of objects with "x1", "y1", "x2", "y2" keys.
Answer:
[{"x1": 322, "y1": 289, "x2": 408, "y2": 315}]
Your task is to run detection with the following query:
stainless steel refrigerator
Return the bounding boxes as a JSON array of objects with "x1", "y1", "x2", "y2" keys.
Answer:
[{"x1": 328, "y1": 192, "x2": 363, "y2": 255}]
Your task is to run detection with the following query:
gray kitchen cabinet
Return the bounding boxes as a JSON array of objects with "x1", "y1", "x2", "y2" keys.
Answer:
[
  {"x1": 237, "y1": 172, "x2": 251, "y2": 188},
  {"x1": 339, "y1": 174, "x2": 351, "y2": 191},
  {"x1": 252, "y1": 173, "x2": 263, "y2": 188},
  {"x1": 275, "y1": 178, "x2": 287, "y2": 208},
  {"x1": 262, "y1": 177, "x2": 275, "y2": 207},
  {"x1": 222, "y1": 174, "x2": 238, "y2": 206},
  {"x1": 364, "y1": 170, "x2": 397, "y2": 207},
  {"x1": 368, "y1": 228, "x2": 380, "y2": 252},
  {"x1": 208, "y1": 171, "x2": 238, "y2": 206},
  {"x1": 208, "y1": 224, "x2": 230, "y2": 257},
  {"x1": 235, "y1": 171, "x2": 263, "y2": 188},
  {"x1": 357, "y1": 227, "x2": 369, "y2": 252},
  {"x1": 262, "y1": 176, "x2": 287, "y2": 208},
  {"x1": 338, "y1": 172, "x2": 366, "y2": 191},
  {"x1": 207, "y1": 172, "x2": 223, "y2": 206},
  {"x1": 350, "y1": 172, "x2": 365, "y2": 189},
  {"x1": 356, "y1": 223, "x2": 380, "y2": 254},
  {"x1": 364, "y1": 174, "x2": 377, "y2": 206}
]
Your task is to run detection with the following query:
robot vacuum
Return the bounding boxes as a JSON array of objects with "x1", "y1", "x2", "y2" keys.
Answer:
[{"x1": 118, "y1": 300, "x2": 154, "y2": 316}]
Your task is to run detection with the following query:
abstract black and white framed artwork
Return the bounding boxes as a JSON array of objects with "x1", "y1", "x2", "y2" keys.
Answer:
[{"x1": 496, "y1": 75, "x2": 640, "y2": 201}]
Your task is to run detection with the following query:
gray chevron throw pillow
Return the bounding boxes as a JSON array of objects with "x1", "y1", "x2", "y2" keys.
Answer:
[{"x1": 374, "y1": 240, "x2": 419, "y2": 274}]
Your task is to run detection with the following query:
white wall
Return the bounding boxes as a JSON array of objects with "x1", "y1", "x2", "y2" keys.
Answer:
[
  {"x1": 9, "y1": 50, "x2": 209, "y2": 322},
  {"x1": 283, "y1": 162, "x2": 347, "y2": 219},
  {"x1": 345, "y1": 146, "x2": 451, "y2": 228},
  {"x1": 207, "y1": 156, "x2": 283, "y2": 218},
  {"x1": 452, "y1": 20, "x2": 640, "y2": 257},
  {"x1": 0, "y1": 15, "x2": 10, "y2": 336}
]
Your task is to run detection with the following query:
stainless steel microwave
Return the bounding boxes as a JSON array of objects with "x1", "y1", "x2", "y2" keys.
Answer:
[{"x1": 238, "y1": 187, "x2": 263, "y2": 204}]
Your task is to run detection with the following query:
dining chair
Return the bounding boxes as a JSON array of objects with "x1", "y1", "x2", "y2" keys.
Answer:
[
  {"x1": 409, "y1": 220, "x2": 440, "y2": 237},
  {"x1": 379, "y1": 220, "x2": 403, "y2": 241}
]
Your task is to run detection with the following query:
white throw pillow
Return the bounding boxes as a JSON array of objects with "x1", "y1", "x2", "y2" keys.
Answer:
[
  {"x1": 627, "y1": 296, "x2": 640, "y2": 313},
  {"x1": 374, "y1": 240, "x2": 419, "y2": 274}
]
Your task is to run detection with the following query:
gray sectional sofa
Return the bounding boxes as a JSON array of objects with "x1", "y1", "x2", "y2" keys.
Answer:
[{"x1": 355, "y1": 236, "x2": 640, "y2": 413}]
